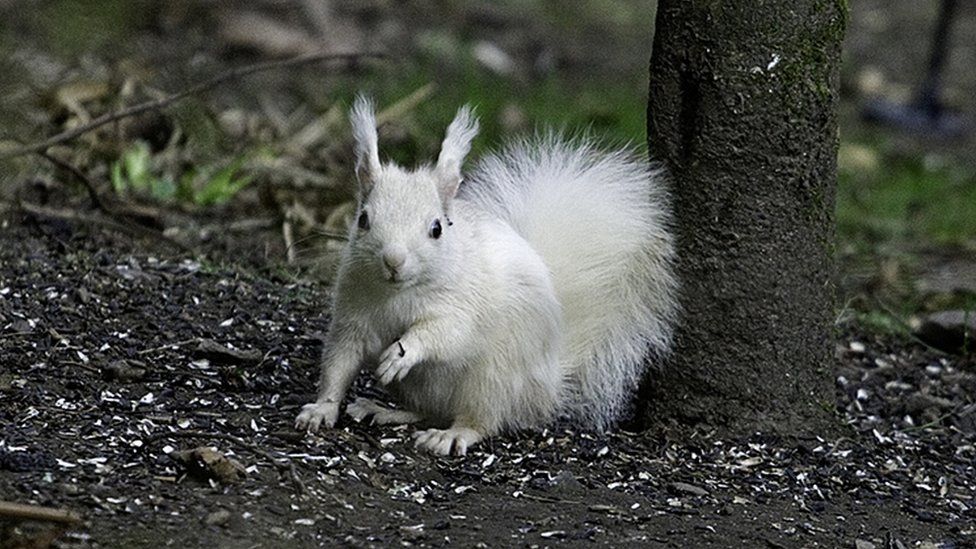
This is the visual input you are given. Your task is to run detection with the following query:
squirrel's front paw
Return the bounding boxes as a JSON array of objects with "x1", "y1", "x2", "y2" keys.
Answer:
[
  {"x1": 376, "y1": 339, "x2": 419, "y2": 385},
  {"x1": 295, "y1": 401, "x2": 340, "y2": 433}
]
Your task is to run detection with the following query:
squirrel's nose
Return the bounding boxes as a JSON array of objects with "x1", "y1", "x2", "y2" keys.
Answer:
[{"x1": 382, "y1": 246, "x2": 407, "y2": 274}]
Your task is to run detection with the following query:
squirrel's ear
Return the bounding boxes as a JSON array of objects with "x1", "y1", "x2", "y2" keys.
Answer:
[
  {"x1": 435, "y1": 105, "x2": 479, "y2": 203},
  {"x1": 350, "y1": 94, "x2": 381, "y2": 194}
]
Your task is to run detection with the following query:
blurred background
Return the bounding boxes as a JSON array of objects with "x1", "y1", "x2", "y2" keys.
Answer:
[{"x1": 0, "y1": 0, "x2": 973, "y2": 342}]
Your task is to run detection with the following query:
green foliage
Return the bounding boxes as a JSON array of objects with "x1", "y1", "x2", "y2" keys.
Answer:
[
  {"x1": 186, "y1": 158, "x2": 255, "y2": 207},
  {"x1": 837, "y1": 143, "x2": 976, "y2": 248},
  {"x1": 111, "y1": 142, "x2": 253, "y2": 206},
  {"x1": 854, "y1": 309, "x2": 910, "y2": 337},
  {"x1": 111, "y1": 142, "x2": 165, "y2": 198}
]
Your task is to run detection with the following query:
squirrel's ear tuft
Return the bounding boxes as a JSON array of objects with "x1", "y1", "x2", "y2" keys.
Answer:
[
  {"x1": 350, "y1": 94, "x2": 381, "y2": 193},
  {"x1": 435, "y1": 105, "x2": 479, "y2": 203}
]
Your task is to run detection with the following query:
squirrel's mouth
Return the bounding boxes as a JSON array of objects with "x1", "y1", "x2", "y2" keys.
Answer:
[
  {"x1": 385, "y1": 272, "x2": 418, "y2": 289},
  {"x1": 385, "y1": 267, "x2": 412, "y2": 286}
]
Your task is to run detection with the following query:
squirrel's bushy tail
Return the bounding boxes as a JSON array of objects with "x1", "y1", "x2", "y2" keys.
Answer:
[{"x1": 463, "y1": 134, "x2": 678, "y2": 430}]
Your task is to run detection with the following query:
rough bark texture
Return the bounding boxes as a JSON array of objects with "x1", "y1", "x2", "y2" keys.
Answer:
[{"x1": 640, "y1": 1, "x2": 847, "y2": 435}]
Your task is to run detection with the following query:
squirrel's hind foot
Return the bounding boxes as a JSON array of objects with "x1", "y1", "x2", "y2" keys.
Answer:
[
  {"x1": 347, "y1": 397, "x2": 422, "y2": 425},
  {"x1": 413, "y1": 426, "x2": 483, "y2": 456}
]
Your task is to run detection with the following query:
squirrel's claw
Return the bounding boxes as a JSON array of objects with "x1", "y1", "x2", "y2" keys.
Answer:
[
  {"x1": 413, "y1": 427, "x2": 483, "y2": 456},
  {"x1": 376, "y1": 339, "x2": 417, "y2": 385},
  {"x1": 295, "y1": 401, "x2": 340, "y2": 432}
]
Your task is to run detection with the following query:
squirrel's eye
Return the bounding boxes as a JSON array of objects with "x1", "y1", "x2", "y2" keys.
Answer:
[
  {"x1": 357, "y1": 211, "x2": 370, "y2": 231},
  {"x1": 429, "y1": 218, "x2": 442, "y2": 239}
]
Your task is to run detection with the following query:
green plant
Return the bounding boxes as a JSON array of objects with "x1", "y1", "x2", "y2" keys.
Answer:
[
  {"x1": 182, "y1": 158, "x2": 254, "y2": 207},
  {"x1": 837, "y1": 144, "x2": 976, "y2": 248},
  {"x1": 111, "y1": 141, "x2": 173, "y2": 199},
  {"x1": 110, "y1": 142, "x2": 253, "y2": 206}
]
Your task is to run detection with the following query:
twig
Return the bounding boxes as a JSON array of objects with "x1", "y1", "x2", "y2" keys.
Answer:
[
  {"x1": 16, "y1": 201, "x2": 190, "y2": 252},
  {"x1": 0, "y1": 50, "x2": 385, "y2": 160},
  {"x1": 225, "y1": 218, "x2": 277, "y2": 232},
  {"x1": 375, "y1": 82, "x2": 437, "y2": 126},
  {"x1": 0, "y1": 501, "x2": 82, "y2": 524},
  {"x1": 147, "y1": 430, "x2": 306, "y2": 495},
  {"x1": 39, "y1": 151, "x2": 112, "y2": 213},
  {"x1": 902, "y1": 406, "x2": 964, "y2": 433},
  {"x1": 823, "y1": 436, "x2": 854, "y2": 458},
  {"x1": 137, "y1": 337, "x2": 200, "y2": 355},
  {"x1": 283, "y1": 216, "x2": 297, "y2": 264}
]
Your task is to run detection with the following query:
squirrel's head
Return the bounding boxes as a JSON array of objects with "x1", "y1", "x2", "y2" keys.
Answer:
[{"x1": 345, "y1": 95, "x2": 479, "y2": 287}]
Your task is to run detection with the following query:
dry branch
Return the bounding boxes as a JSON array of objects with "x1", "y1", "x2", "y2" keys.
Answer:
[
  {"x1": 0, "y1": 50, "x2": 385, "y2": 160},
  {"x1": 0, "y1": 501, "x2": 82, "y2": 524},
  {"x1": 39, "y1": 151, "x2": 112, "y2": 213},
  {"x1": 375, "y1": 82, "x2": 436, "y2": 126}
]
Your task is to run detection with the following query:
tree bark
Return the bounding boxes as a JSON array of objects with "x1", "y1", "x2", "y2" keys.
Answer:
[{"x1": 641, "y1": 1, "x2": 847, "y2": 435}]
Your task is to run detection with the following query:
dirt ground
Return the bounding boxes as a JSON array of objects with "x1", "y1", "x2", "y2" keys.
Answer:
[{"x1": 1, "y1": 214, "x2": 974, "y2": 548}]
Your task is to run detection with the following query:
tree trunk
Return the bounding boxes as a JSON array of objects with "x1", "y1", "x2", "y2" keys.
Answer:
[{"x1": 640, "y1": 1, "x2": 847, "y2": 435}]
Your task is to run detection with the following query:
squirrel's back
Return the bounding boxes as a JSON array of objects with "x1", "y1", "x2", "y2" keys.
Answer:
[{"x1": 460, "y1": 134, "x2": 678, "y2": 430}]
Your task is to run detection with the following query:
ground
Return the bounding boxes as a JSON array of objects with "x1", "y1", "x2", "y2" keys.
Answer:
[
  {"x1": 1, "y1": 0, "x2": 975, "y2": 547},
  {"x1": 1, "y1": 217, "x2": 973, "y2": 548}
]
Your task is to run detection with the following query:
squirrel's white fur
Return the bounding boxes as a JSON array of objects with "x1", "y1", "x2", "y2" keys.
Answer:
[{"x1": 295, "y1": 96, "x2": 677, "y2": 455}]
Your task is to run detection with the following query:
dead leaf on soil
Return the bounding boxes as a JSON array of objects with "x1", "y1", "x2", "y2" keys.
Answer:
[{"x1": 170, "y1": 446, "x2": 247, "y2": 483}]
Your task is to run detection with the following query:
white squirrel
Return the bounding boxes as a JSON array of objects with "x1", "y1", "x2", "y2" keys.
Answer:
[{"x1": 295, "y1": 96, "x2": 678, "y2": 455}]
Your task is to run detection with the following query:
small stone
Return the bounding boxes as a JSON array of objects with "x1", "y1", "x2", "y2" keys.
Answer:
[
  {"x1": 102, "y1": 360, "x2": 147, "y2": 382},
  {"x1": 499, "y1": 103, "x2": 527, "y2": 132},
  {"x1": 855, "y1": 539, "x2": 876, "y2": 549},
  {"x1": 8, "y1": 319, "x2": 33, "y2": 334},
  {"x1": 856, "y1": 67, "x2": 885, "y2": 96},
  {"x1": 914, "y1": 310, "x2": 976, "y2": 355},
  {"x1": 916, "y1": 259, "x2": 976, "y2": 295},
  {"x1": 218, "y1": 109, "x2": 250, "y2": 140},
  {"x1": 669, "y1": 481, "x2": 709, "y2": 497},
  {"x1": 205, "y1": 509, "x2": 232, "y2": 527},
  {"x1": 399, "y1": 524, "x2": 426, "y2": 541},
  {"x1": 472, "y1": 41, "x2": 514, "y2": 76},
  {"x1": 75, "y1": 287, "x2": 92, "y2": 304},
  {"x1": 838, "y1": 142, "x2": 879, "y2": 173}
]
